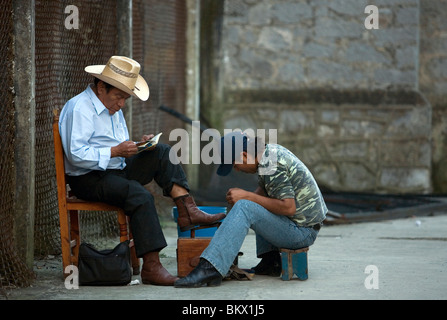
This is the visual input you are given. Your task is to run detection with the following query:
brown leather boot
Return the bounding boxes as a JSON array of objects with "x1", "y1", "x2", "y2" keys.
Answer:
[
  {"x1": 174, "y1": 194, "x2": 226, "y2": 232},
  {"x1": 141, "y1": 251, "x2": 179, "y2": 286}
]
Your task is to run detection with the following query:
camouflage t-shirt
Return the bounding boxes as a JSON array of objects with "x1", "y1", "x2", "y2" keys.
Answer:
[{"x1": 257, "y1": 144, "x2": 327, "y2": 227}]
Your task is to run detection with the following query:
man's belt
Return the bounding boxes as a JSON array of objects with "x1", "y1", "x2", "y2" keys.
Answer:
[{"x1": 311, "y1": 223, "x2": 321, "y2": 231}]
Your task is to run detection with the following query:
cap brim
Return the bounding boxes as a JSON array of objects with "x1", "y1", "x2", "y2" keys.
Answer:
[
  {"x1": 85, "y1": 65, "x2": 150, "y2": 101},
  {"x1": 216, "y1": 163, "x2": 233, "y2": 176}
]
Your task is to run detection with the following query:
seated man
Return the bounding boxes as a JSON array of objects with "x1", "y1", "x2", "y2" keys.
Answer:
[
  {"x1": 59, "y1": 56, "x2": 225, "y2": 286},
  {"x1": 175, "y1": 132, "x2": 327, "y2": 287}
]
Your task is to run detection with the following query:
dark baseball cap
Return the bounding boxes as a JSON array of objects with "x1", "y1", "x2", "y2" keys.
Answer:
[{"x1": 216, "y1": 132, "x2": 248, "y2": 176}]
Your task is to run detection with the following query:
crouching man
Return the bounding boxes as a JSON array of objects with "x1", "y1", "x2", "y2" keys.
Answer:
[{"x1": 175, "y1": 132, "x2": 327, "y2": 288}]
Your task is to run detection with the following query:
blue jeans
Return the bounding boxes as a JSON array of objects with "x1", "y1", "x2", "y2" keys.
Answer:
[{"x1": 201, "y1": 199, "x2": 319, "y2": 276}]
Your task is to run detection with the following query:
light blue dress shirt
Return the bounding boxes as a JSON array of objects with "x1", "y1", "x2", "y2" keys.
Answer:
[{"x1": 59, "y1": 85, "x2": 129, "y2": 176}]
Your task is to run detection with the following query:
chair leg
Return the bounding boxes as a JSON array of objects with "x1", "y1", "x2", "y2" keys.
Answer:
[
  {"x1": 69, "y1": 210, "x2": 80, "y2": 267},
  {"x1": 292, "y1": 251, "x2": 308, "y2": 280},
  {"x1": 130, "y1": 241, "x2": 140, "y2": 275},
  {"x1": 59, "y1": 209, "x2": 72, "y2": 277},
  {"x1": 126, "y1": 216, "x2": 140, "y2": 275},
  {"x1": 119, "y1": 212, "x2": 141, "y2": 275},
  {"x1": 280, "y1": 252, "x2": 292, "y2": 281},
  {"x1": 118, "y1": 210, "x2": 128, "y2": 243}
]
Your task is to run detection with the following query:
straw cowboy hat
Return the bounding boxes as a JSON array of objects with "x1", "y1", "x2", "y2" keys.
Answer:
[{"x1": 85, "y1": 56, "x2": 150, "y2": 101}]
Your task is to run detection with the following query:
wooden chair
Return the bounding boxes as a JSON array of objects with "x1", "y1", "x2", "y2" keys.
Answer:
[{"x1": 52, "y1": 110, "x2": 139, "y2": 277}]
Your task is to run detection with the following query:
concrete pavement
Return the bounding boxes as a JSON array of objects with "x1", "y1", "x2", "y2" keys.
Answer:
[{"x1": 4, "y1": 212, "x2": 447, "y2": 301}]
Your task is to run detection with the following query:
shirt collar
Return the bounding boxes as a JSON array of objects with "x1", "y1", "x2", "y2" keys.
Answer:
[{"x1": 86, "y1": 84, "x2": 108, "y2": 115}]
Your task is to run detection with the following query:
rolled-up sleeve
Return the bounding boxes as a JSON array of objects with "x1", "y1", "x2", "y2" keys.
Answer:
[{"x1": 98, "y1": 147, "x2": 112, "y2": 170}]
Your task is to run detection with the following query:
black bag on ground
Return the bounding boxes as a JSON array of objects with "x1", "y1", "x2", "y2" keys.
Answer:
[{"x1": 78, "y1": 240, "x2": 132, "y2": 286}]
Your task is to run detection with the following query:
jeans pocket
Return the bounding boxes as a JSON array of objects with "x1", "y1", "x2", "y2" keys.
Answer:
[{"x1": 290, "y1": 224, "x2": 317, "y2": 248}]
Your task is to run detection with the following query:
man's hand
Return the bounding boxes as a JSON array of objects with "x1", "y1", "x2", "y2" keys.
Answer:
[
  {"x1": 111, "y1": 141, "x2": 138, "y2": 158},
  {"x1": 226, "y1": 188, "x2": 250, "y2": 205},
  {"x1": 140, "y1": 134, "x2": 155, "y2": 142},
  {"x1": 226, "y1": 187, "x2": 296, "y2": 216}
]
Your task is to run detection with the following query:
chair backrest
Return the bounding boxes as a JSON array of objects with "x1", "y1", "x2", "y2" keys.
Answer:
[{"x1": 52, "y1": 109, "x2": 69, "y2": 207}]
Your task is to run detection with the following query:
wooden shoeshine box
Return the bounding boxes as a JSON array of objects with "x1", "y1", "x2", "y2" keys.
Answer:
[{"x1": 176, "y1": 238, "x2": 211, "y2": 277}]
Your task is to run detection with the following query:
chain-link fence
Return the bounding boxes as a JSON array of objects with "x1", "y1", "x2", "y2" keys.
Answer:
[
  {"x1": 1, "y1": 0, "x2": 187, "y2": 292},
  {"x1": 132, "y1": 0, "x2": 187, "y2": 140},
  {"x1": 33, "y1": 0, "x2": 119, "y2": 259}
]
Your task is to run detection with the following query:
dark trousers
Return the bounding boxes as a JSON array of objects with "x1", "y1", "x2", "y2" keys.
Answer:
[{"x1": 67, "y1": 144, "x2": 190, "y2": 257}]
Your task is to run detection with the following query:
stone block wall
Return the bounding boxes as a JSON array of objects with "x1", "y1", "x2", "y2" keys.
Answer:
[
  {"x1": 202, "y1": 0, "x2": 438, "y2": 194},
  {"x1": 419, "y1": 0, "x2": 447, "y2": 193},
  {"x1": 223, "y1": 90, "x2": 431, "y2": 193},
  {"x1": 221, "y1": 0, "x2": 419, "y2": 91}
]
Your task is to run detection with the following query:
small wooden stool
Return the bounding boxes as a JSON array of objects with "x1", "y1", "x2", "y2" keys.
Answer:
[{"x1": 280, "y1": 247, "x2": 309, "y2": 281}]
